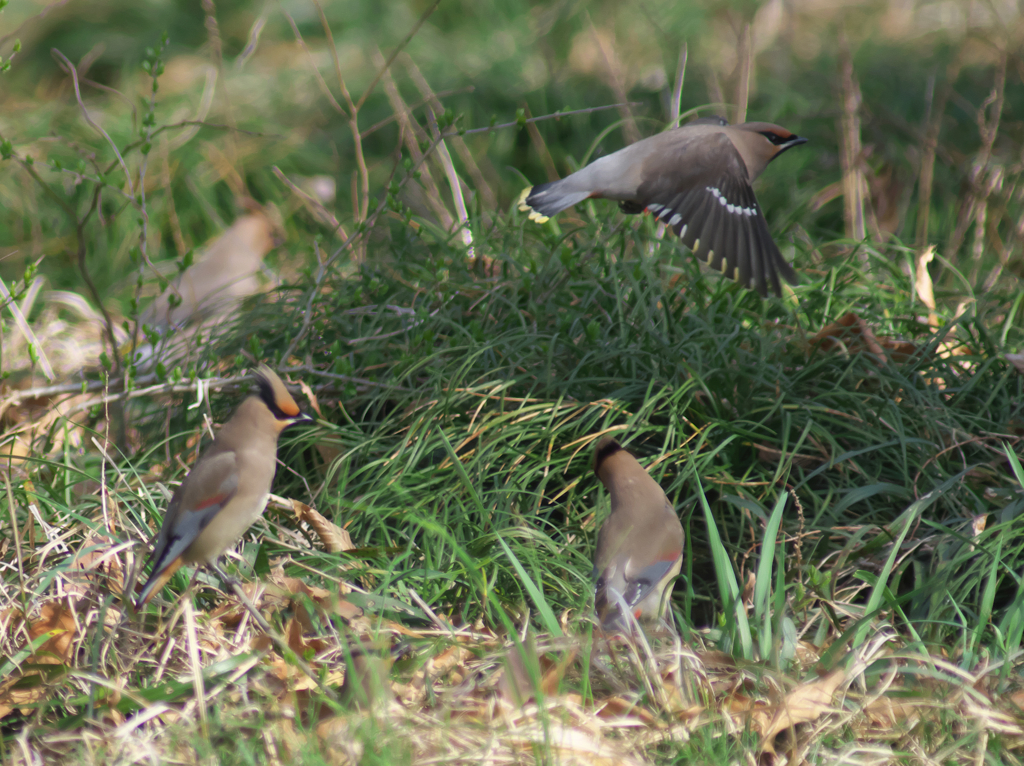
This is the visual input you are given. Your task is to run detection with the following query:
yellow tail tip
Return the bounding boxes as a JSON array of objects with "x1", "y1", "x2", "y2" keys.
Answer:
[
  {"x1": 517, "y1": 187, "x2": 550, "y2": 223},
  {"x1": 516, "y1": 186, "x2": 533, "y2": 213}
]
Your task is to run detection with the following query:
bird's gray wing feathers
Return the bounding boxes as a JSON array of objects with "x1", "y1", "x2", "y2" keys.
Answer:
[
  {"x1": 634, "y1": 135, "x2": 798, "y2": 297},
  {"x1": 142, "y1": 452, "x2": 240, "y2": 577}
]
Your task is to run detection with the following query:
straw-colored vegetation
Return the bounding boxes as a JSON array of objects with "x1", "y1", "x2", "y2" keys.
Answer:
[{"x1": 1, "y1": 0, "x2": 1024, "y2": 763}]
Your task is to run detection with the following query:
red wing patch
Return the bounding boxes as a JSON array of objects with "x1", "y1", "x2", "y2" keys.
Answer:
[{"x1": 193, "y1": 493, "x2": 229, "y2": 511}]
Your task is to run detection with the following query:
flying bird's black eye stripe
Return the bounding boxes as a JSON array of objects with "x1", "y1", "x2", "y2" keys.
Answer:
[{"x1": 761, "y1": 131, "x2": 792, "y2": 145}]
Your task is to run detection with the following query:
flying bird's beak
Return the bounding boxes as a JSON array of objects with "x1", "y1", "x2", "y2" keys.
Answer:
[{"x1": 777, "y1": 135, "x2": 809, "y2": 156}]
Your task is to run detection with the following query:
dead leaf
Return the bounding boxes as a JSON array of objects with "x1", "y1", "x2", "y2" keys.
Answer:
[
  {"x1": 69, "y1": 535, "x2": 124, "y2": 596},
  {"x1": 339, "y1": 644, "x2": 394, "y2": 709},
  {"x1": 427, "y1": 644, "x2": 471, "y2": 676},
  {"x1": 0, "y1": 601, "x2": 77, "y2": 720},
  {"x1": 333, "y1": 598, "x2": 364, "y2": 622},
  {"x1": 862, "y1": 695, "x2": 922, "y2": 728},
  {"x1": 762, "y1": 668, "x2": 846, "y2": 751},
  {"x1": 292, "y1": 499, "x2": 354, "y2": 554},
  {"x1": 499, "y1": 638, "x2": 577, "y2": 708},
  {"x1": 29, "y1": 601, "x2": 77, "y2": 664},
  {"x1": 296, "y1": 379, "x2": 323, "y2": 418},
  {"x1": 594, "y1": 696, "x2": 658, "y2": 725},
  {"x1": 812, "y1": 313, "x2": 919, "y2": 366}
]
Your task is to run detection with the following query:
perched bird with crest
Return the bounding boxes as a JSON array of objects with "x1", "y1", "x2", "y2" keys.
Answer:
[
  {"x1": 592, "y1": 435, "x2": 684, "y2": 631},
  {"x1": 518, "y1": 116, "x2": 807, "y2": 297},
  {"x1": 135, "y1": 365, "x2": 313, "y2": 607}
]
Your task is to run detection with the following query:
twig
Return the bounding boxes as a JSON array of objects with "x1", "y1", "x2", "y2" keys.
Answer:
[
  {"x1": 460, "y1": 102, "x2": 641, "y2": 136},
  {"x1": 0, "y1": 275, "x2": 55, "y2": 381},
  {"x1": 271, "y1": 166, "x2": 349, "y2": 239},
  {"x1": 524, "y1": 103, "x2": 560, "y2": 183},
  {"x1": 426, "y1": 111, "x2": 474, "y2": 256},
  {"x1": 374, "y1": 47, "x2": 453, "y2": 228},
  {"x1": 0, "y1": 0, "x2": 74, "y2": 49},
  {"x1": 0, "y1": 366, "x2": 406, "y2": 424},
  {"x1": 182, "y1": 599, "x2": 210, "y2": 737},
  {"x1": 915, "y1": 52, "x2": 964, "y2": 250},
  {"x1": 353, "y1": 0, "x2": 442, "y2": 113},
  {"x1": 280, "y1": 10, "x2": 342, "y2": 112},
  {"x1": 312, "y1": 0, "x2": 369, "y2": 226},
  {"x1": 669, "y1": 44, "x2": 687, "y2": 126},
  {"x1": 403, "y1": 58, "x2": 496, "y2": 210},
  {"x1": 838, "y1": 35, "x2": 867, "y2": 245},
  {"x1": 408, "y1": 588, "x2": 452, "y2": 635},
  {"x1": 283, "y1": 102, "x2": 634, "y2": 357},
  {"x1": 283, "y1": 365, "x2": 411, "y2": 392},
  {"x1": 281, "y1": 241, "x2": 327, "y2": 363},
  {"x1": 586, "y1": 13, "x2": 639, "y2": 144},
  {"x1": 51, "y1": 49, "x2": 133, "y2": 196},
  {"x1": 733, "y1": 22, "x2": 752, "y2": 125},
  {"x1": 358, "y1": 86, "x2": 475, "y2": 139}
]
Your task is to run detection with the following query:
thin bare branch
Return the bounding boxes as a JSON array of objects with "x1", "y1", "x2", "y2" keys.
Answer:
[
  {"x1": 586, "y1": 14, "x2": 640, "y2": 144},
  {"x1": 359, "y1": 86, "x2": 475, "y2": 139},
  {"x1": 916, "y1": 52, "x2": 964, "y2": 250},
  {"x1": 734, "y1": 23, "x2": 752, "y2": 125},
  {"x1": 354, "y1": 0, "x2": 442, "y2": 113},
  {"x1": 51, "y1": 49, "x2": 133, "y2": 196},
  {"x1": 670, "y1": 43, "x2": 687, "y2": 126},
  {"x1": 272, "y1": 166, "x2": 349, "y2": 239},
  {"x1": 460, "y1": 102, "x2": 641, "y2": 136},
  {"x1": 281, "y1": 9, "x2": 344, "y2": 113},
  {"x1": 838, "y1": 35, "x2": 867, "y2": 244}
]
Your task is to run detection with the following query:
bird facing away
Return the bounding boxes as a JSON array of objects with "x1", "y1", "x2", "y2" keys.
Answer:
[
  {"x1": 141, "y1": 212, "x2": 279, "y2": 333},
  {"x1": 136, "y1": 365, "x2": 313, "y2": 607},
  {"x1": 592, "y1": 435, "x2": 684, "y2": 631},
  {"x1": 518, "y1": 117, "x2": 807, "y2": 297}
]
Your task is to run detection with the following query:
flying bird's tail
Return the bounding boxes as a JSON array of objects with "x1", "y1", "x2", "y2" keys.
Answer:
[{"x1": 517, "y1": 181, "x2": 593, "y2": 223}]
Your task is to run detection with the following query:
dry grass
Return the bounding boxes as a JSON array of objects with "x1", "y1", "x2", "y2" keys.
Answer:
[{"x1": 2, "y1": 0, "x2": 1024, "y2": 763}]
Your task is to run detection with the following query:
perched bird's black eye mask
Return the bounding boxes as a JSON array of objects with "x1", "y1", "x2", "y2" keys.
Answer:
[{"x1": 761, "y1": 131, "x2": 794, "y2": 145}]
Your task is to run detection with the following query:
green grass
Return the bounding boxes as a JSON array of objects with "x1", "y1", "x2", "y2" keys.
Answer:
[{"x1": 2, "y1": 0, "x2": 1024, "y2": 762}]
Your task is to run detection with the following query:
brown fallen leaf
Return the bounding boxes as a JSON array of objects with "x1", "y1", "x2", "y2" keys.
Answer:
[
  {"x1": 862, "y1": 694, "x2": 922, "y2": 728},
  {"x1": 427, "y1": 644, "x2": 472, "y2": 676},
  {"x1": 292, "y1": 499, "x2": 354, "y2": 554},
  {"x1": 69, "y1": 534, "x2": 124, "y2": 596},
  {"x1": 812, "y1": 312, "x2": 919, "y2": 366},
  {"x1": 29, "y1": 601, "x2": 77, "y2": 665},
  {"x1": 594, "y1": 696, "x2": 658, "y2": 725},
  {"x1": 339, "y1": 641, "x2": 395, "y2": 709},
  {"x1": 0, "y1": 601, "x2": 78, "y2": 720},
  {"x1": 498, "y1": 637, "x2": 577, "y2": 708},
  {"x1": 761, "y1": 667, "x2": 846, "y2": 751}
]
